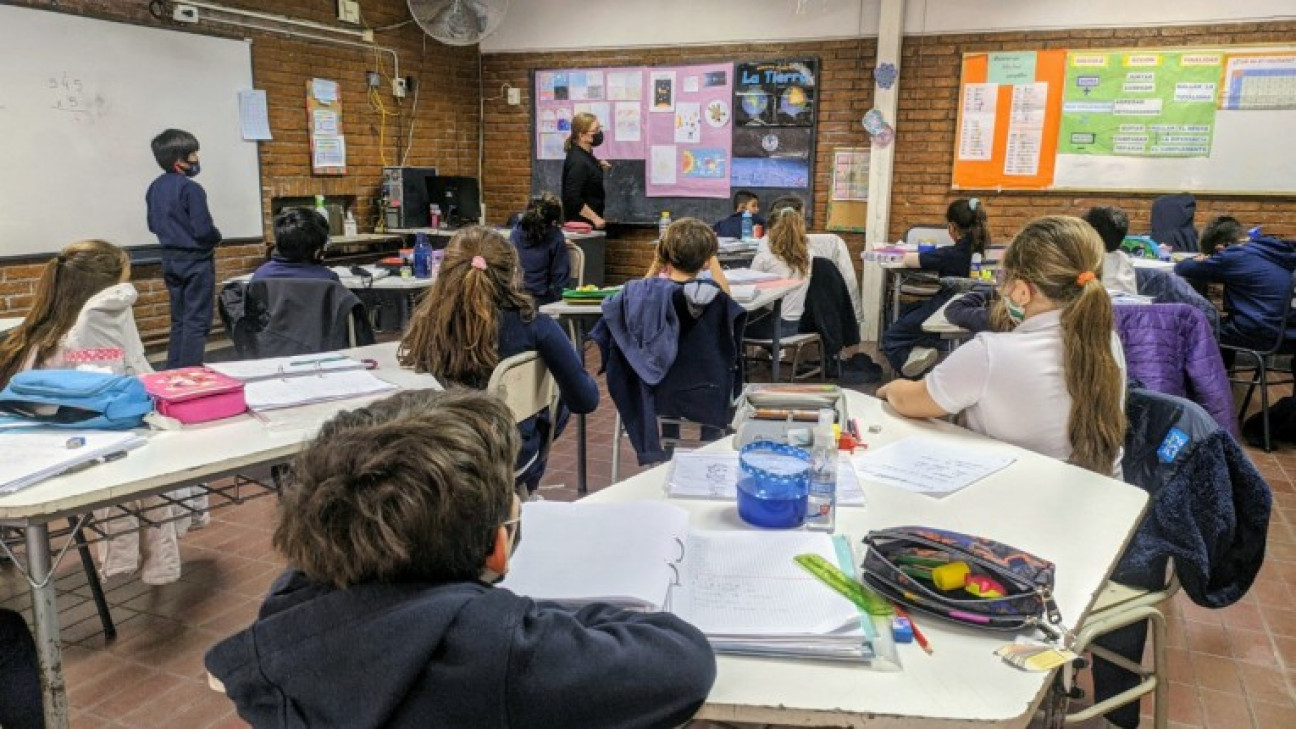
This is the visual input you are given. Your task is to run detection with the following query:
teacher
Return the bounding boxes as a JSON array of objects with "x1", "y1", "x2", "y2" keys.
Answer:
[{"x1": 561, "y1": 112, "x2": 611, "y2": 229}]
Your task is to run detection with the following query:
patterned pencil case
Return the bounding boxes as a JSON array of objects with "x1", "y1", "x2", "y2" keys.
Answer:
[{"x1": 861, "y1": 526, "x2": 1063, "y2": 636}]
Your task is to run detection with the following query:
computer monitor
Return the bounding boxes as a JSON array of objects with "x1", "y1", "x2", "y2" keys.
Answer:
[{"x1": 426, "y1": 175, "x2": 481, "y2": 228}]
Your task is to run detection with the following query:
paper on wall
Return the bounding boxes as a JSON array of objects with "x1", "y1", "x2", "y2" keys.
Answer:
[
  {"x1": 651, "y1": 71, "x2": 676, "y2": 112},
  {"x1": 957, "y1": 83, "x2": 997, "y2": 162},
  {"x1": 614, "y1": 102, "x2": 642, "y2": 142},
  {"x1": 851, "y1": 436, "x2": 1015, "y2": 497},
  {"x1": 311, "y1": 78, "x2": 338, "y2": 104},
  {"x1": 312, "y1": 109, "x2": 339, "y2": 136},
  {"x1": 607, "y1": 71, "x2": 643, "y2": 101},
  {"x1": 650, "y1": 145, "x2": 677, "y2": 184},
  {"x1": 674, "y1": 102, "x2": 701, "y2": 143},
  {"x1": 238, "y1": 89, "x2": 272, "y2": 141},
  {"x1": 574, "y1": 102, "x2": 610, "y2": 126},
  {"x1": 683, "y1": 76, "x2": 700, "y2": 93},
  {"x1": 1004, "y1": 82, "x2": 1047, "y2": 176},
  {"x1": 539, "y1": 133, "x2": 566, "y2": 160},
  {"x1": 313, "y1": 135, "x2": 346, "y2": 168}
]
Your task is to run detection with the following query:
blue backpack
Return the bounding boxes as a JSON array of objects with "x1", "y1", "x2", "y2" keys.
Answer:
[{"x1": 0, "y1": 370, "x2": 152, "y2": 430}]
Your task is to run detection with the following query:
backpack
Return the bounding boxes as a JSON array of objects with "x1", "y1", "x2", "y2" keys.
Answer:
[
  {"x1": 0, "y1": 370, "x2": 153, "y2": 430},
  {"x1": 1241, "y1": 396, "x2": 1296, "y2": 449}
]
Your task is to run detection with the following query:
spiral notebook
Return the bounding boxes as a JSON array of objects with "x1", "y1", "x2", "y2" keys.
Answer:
[{"x1": 501, "y1": 501, "x2": 888, "y2": 662}]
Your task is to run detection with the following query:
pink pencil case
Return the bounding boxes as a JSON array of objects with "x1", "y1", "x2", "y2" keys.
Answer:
[{"x1": 139, "y1": 367, "x2": 246, "y2": 424}]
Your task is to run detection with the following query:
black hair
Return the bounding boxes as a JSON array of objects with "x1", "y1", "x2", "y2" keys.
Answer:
[
  {"x1": 1081, "y1": 206, "x2": 1130, "y2": 253},
  {"x1": 151, "y1": 128, "x2": 199, "y2": 171},
  {"x1": 947, "y1": 198, "x2": 990, "y2": 256},
  {"x1": 733, "y1": 189, "x2": 758, "y2": 211},
  {"x1": 273, "y1": 208, "x2": 331, "y2": 263},
  {"x1": 1201, "y1": 216, "x2": 1246, "y2": 252},
  {"x1": 519, "y1": 192, "x2": 563, "y2": 247}
]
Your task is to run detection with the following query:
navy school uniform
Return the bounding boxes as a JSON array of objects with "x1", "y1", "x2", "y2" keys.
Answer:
[
  {"x1": 509, "y1": 225, "x2": 571, "y2": 306},
  {"x1": 712, "y1": 212, "x2": 767, "y2": 239},
  {"x1": 146, "y1": 171, "x2": 222, "y2": 369},
  {"x1": 1174, "y1": 235, "x2": 1296, "y2": 349},
  {"x1": 251, "y1": 257, "x2": 341, "y2": 283},
  {"x1": 880, "y1": 235, "x2": 975, "y2": 373}
]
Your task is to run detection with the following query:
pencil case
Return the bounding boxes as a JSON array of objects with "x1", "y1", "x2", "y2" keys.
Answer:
[
  {"x1": 860, "y1": 526, "x2": 1063, "y2": 637},
  {"x1": 139, "y1": 368, "x2": 246, "y2": 425}
]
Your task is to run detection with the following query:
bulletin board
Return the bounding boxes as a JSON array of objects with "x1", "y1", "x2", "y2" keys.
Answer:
[
  {"x1": 952, "y1": 45, "x2": 1296, "y2": 195},
  {"x1": 530, "y1": 57, "x2": 818, "y2": 225}
]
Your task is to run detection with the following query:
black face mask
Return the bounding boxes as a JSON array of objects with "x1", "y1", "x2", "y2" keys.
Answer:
[{"x1": 590, "y1": 130, "x2": 604, "y2": 147}]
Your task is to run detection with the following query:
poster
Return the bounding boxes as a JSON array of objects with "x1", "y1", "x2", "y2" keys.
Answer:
[
  {"x1": 651, "y1": 145, "x2": 677, "y2": 184},
  {"x1": 651, "y1": 71, "x2": 675, "y2": 112},
  {"x1": 645, "y1": 62, "x2": 733, "y2": 198},
  {"x1": 732, "y1": 127, "x2": 811, "y2": 159},
  {"x1": 312, "y1": 109, "x2": 339, "y2": 136},
  {"x1": 734, "y1": 59, "x2": 817, "y2": 127},
  {"x1": 987, "y1": 52, "x2": 1037, "y2": 85},
  {"x1": 705, "y1": 99, "x2": 730, "y2": 128},
  {"x1": 674, "y1": 102, "x2": 701, "y2": 143},
  {"x1": 607, "y1": 71, "x2": 643, "y2": 101},
  {"x1": 1058, "y1": 51, "x2": 1220, "y2": 157},
  {"x1": 536, "y1": 66, "x2": 645, "y2": 161},
  {"x1": 681, "y1": 148, "x2": 727, "y2": 179},
  {"x1": 539, "y1": 133, "x2": 566, "y2": 160},
  {"x1": 313, "y1": 136, "x2": 346, "y2": 168},
  {"x1": 831, "y1": 150, "x2": 870, "y2": 201},
  {"x1": 957, "y1": 83, "x2": 998, "y2": 161},
  {"x1": 731, "y1": 157, "x2": 809, "y2": 188},
  {"x1": 1222, "y1": 53, "x2": 1296, "y2": 110},
  {"x1": 614, "y1": 103, "x2": 642, "y2": 142}
]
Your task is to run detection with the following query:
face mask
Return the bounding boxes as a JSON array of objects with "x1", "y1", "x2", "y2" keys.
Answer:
[
  {"x1": 1004, "y1": 291, "x2": 1027, "y2": 324},
  {"x1": 590, "y1": 131, "x2": 604, "y2": 147},
  {"x1": 182, "y1": 161, "x2": 201, "y2": 178}
]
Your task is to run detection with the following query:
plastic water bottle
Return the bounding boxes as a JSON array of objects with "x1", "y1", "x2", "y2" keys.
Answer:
[
  {"x1": 413, "y1": 233, "x2": 432, "y2": 279},
  {"x1": 971, "y1": 252, "x2": 984, "y2": 281},
  {"x1": 805, "y1": 409, "x2": 837, "y2": 532},
  {"x1": 658, "y1": 211, "x2": 672, "y2": 240},
  {"x1": 741, "y1": 210, "x2": 754, "y2": 241}
]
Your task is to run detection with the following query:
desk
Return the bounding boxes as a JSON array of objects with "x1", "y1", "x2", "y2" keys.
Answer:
[
  {"x1": 1130, "y1": 258, "x2": 1176, "y2": 271},
  {"x1": 585, "y1": 390, "x2": 1149, "y2": 727},
  {"x1": 0, "y1": 342, "x2": 436, "y2": 729},
  {"x1": 1, "y1": 316, "x2": 22, "y2": 334},
  {"x1": 539, "y1": 279, "x2": 801, "y2": 494},
  {"x1": 921, "y1": 292, "x2": 971, "y2": 342}
]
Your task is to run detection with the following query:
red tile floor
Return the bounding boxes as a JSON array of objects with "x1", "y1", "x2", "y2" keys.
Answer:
[{"x1": 2, "y1": 345, "x2": 1294, "y2": 728}]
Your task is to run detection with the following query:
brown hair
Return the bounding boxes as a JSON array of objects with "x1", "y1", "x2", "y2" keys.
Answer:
[
  {"x1": 273, "y1": 388, "x2": 517, "y2": 588},
  {"x1": 398, "y1": 226, "x2": 534, "y2": 388},
  {"x1": 767, "y1": 202, "x2": 810, "y2": 277},
  {"x1": 564, "y1": 111, "x2": 598, "y2": 153},
  {"x1": 0, "y1": 240, "x2": 129, "y2": 387},
  {"x1": 654, "y1": 217, "x2": 718, "y2": 276},
  {"x1": 1003, "y1": 215, "x2": 1125, "y2": 475}
]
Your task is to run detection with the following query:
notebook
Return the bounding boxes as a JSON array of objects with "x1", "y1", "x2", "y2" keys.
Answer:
[
  {"x1": 206, "y1": 353, "x2": 397, "y2": 412},
  {"x1": 501, "y1": 501, "x2": 878, "y2": 661}
]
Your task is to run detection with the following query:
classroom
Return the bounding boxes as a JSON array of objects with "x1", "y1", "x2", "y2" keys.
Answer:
[{"x1": 0, "y1": 1, "x2": 1294, "y2": 728}]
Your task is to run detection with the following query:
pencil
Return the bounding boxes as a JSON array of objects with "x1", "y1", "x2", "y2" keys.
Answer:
[{"x1": 893, "y1": 604, "x2": 933, "y2": 655}]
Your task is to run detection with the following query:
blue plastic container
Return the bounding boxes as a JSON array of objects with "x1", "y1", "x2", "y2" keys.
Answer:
[{"x1": 736, "y1": 442, "x2": 811, "y2": 529}]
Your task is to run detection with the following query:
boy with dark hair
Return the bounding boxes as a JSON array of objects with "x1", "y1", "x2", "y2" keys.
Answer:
[
  {"x1": 1082, "y1": 206, "x2": 1137, "y2": 295},
  {"x1": 252, "y1": 208, "x2": 339, "y2": 282},
  {"x1": 1200, "y1": 215, "x2": 1247, "y2": 254},
  {"x1": 712, "y1": 189, "x2": 765, "y2": 239},
  {"x1": 648, "y1": 217, "x2": 731, "y2": 292},
  {"x1": 147, "y1": 128, "x2": 222, "y2": 368},
  {"x1": 206, "y1": 388, "x2": 716, "y2": 728}
]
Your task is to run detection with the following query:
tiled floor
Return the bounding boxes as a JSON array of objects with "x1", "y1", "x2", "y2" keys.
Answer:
[{"x1": 2, "y1": 344, "x2": 1294, "y2": 728}]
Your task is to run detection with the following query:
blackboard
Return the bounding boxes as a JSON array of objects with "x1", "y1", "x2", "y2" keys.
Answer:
[{"x1": 530, "y1": 58, "x2": 819, "y2": 227}]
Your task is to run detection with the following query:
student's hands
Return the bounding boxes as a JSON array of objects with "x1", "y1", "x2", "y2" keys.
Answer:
[
  {"x1": 707, "y1": 256, "x2": 731, "y2": 294},
  {"x1": 599, "y1": 160, "x2": 612, "y2": 172},
  {"x1": 591, "y1": 215, "x2": 606, "y2": 230},
  {"x1": 875, "y1": 382, "x2": 893, "y2": 400}
]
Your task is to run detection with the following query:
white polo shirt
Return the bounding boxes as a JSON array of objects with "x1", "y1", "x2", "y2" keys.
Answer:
[{"x1": 925, "y1": 309, "x2": 1127, "y2": 476}]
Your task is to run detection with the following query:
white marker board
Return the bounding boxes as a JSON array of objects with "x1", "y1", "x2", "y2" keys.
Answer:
[{"x1": 0, "y1": 5, "x2": 263, "y2": 258}]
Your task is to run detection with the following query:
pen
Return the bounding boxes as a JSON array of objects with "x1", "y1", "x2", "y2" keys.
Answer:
[
  {"x1": 288, "y1": 354, "x2": 348, "y2": 367},
  {"x1": 893, "y1": 604, "x2": 933, "y2": 655}
]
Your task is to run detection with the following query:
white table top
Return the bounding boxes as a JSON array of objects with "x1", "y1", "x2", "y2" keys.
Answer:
[
  {"x1": 922, "y1": 293, "x2": 970, "y2": 337},
  {"x1": 226, "y1": 273, "x2": 435, "y2": 291},
  {"x1": 1130, "y1": 257, "x2": 1176, "y2": 271},
  {"x1": 0, "y1": 343, "x2": 437, "y2": 523},
  {"x1": 585, "y1": 391, "x2": 1148, "y2": 728},
  {"x1": 388, "y1": 227, "x2": 607, "y2": 242},
  {"x1": 0, "y1": 317, "x2": 21, "y2": 334},
  {"x1": 539, "y1": 279, "x2": 802, "y2": 320}
]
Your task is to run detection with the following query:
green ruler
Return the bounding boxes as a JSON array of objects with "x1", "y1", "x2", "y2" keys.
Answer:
[{"x1": 795, "y1": 553, "x2": 894, "y2": 616}]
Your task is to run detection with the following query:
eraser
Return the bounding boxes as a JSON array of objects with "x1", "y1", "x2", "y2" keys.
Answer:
[{"x1": 891, "y1": 616, "x2": 914, "y2": 643}]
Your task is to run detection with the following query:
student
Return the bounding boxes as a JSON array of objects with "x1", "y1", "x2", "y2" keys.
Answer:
[
  {"x1": 1175, "y1": 219, "x2": 1296, "y2": 355},
  {"x1": 146, "y1": 128, "x2": 222, "y2": 369},
  {"x1": 881, "y1": 198, "x2": 990, "y2": 377},
  {"x1": 252, "y1": 208, "x2": 339, "y2": 283},
  {"x1": 1149, "y1": 193, "x2": 1198, "y2": 252},
  {"x1": 509, "y1": 192, "x2": 570, "y2": 305},
  {"x1": 0, "y1": 240, "x2": 182, "y2": 583},
  {"x1": 1081, "y1": 206, "x2": 1137, "y2": 295},
  {"x1": 205, "y1": 388, "x2": 716, "y2": 728},
  {"x1": 1199, "y1": 215, "x2": 1247, "y2": 254},
  {"x1": 398, "y1": 226, "x2": 598, "y2": 493},
  {"x1": 646, "y1": 217, "x2": 732, "y2": 294},
  {"x1": 747, "y1": 200, "x2": 812, "y2": 339},
  {"x1": 712, "y1": 189, "x2": 766, "y2": 239},
  {"x1": 877, "y1": 216, "x2": 1127, "y2": 477},
  {"x1": 0, "y1": 609, "x2": 42, "y2": 729}
]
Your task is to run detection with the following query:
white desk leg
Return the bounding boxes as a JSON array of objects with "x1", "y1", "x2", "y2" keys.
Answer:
[{"x1": 26, "y1": 523, "x2": 70, "y2": 729}]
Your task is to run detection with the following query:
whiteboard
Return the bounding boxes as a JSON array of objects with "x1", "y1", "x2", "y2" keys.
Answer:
[{"x1": 0, "y1": 6, "x2": 263, "y2": 258}]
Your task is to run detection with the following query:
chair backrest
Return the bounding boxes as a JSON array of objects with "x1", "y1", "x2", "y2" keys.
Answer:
[
  {"x1": 904, "y1": 224, "x2": 955, "y2": 247},
  {"x1": 566, "y1": 243, "x2": 585, "y2": 289},
  {"x1": 487, "y1": 351, "x2": 559, "y2": 425}
]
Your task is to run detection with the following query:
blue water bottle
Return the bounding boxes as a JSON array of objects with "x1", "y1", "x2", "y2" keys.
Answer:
[
  {"x1": 741, "y1": 210, "x2": 754, "y2": 241},
  {"x1": 413, "y1": 233, "x2": 432, "y2": 279}
]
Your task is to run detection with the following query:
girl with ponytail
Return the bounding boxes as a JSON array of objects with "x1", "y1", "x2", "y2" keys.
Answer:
[
  {"x1": 878, "y1": 215, "x2": 1127, "y2": 476},
  {"x1": 509, "y1": 192, "x2": 570, "y2": 305},
  {"x1": 399, "y1": 226, "x2": 598, "y2": 493}
]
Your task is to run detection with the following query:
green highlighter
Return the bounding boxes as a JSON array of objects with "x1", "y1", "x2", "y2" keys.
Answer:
[{"x1": 794, "y1": 553, "x2": 894, "y2": 616}]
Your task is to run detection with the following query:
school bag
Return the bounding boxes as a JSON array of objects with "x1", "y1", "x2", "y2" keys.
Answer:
[
  {"x1": 0, "y1": 370, "x2": 152, "y2": 430},
  {"x1": 139, "y1": 367, "x2": 246, "y2": 425}
]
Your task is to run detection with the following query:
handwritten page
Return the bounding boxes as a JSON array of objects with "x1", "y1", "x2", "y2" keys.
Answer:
[
  {"x1": 1004, "y1": 82, "x2": 1047, "y2": 176},
  {"x1": 668, "y1": 450, "x2": 864, "y2": 506},
  {"x1": 238, "y1": 90, "x2": 272, "y2": 141},
  {"x1": 957, "y1": 83, "x2": 997, "y2": 161},
  {"x1": 851, "y1": 436, "x2": 1015, "y2": 497}
]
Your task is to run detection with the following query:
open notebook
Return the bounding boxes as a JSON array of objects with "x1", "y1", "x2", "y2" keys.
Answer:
[
  {"x1": 501, "y1": 501, "x2": 885, "y2": 662},
  {"x1": 207, "y1": 353, "x2": 396, "y2": 412}
]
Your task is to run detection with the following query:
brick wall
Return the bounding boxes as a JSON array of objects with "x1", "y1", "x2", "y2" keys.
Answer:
[
  {"x1": 0, "y1": 0, "x2": 479, "y2": 344},
  {"x1": 482, "y1": 20, "x2": 1296, "y2": 285}
]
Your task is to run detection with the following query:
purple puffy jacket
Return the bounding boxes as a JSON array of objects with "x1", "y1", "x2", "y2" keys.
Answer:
[{"x1": 1114, "y1": 303, "x2": 1237, "y2": 436}]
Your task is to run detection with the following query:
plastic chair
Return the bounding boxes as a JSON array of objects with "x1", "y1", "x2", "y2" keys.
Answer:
[
  {"x1": 566, "y1": 243, "x2": 585, "y2": 289},
  {"x1": 743, "y1": 332, "x2": 826, "y2": 382},
  {"x1": 487, "y1": 351, "x2": 559, "y2": 486},
  {"x1": 1222, "y1": 269, "x2": 1296, "y2": 451}
]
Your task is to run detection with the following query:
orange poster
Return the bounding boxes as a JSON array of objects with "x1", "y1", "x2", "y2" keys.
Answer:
[{"x1": 951, "y1": 50, "x2": 1066, "y2": 190}]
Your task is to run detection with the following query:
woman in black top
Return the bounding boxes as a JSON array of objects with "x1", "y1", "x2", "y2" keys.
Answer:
[{"x1": 561, "y1": 112, "x2": 610, "y2": 229}]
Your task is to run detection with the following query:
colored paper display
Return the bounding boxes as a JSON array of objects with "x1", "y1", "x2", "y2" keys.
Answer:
[
  {"x1": 535, "y1": 67, "x2": 644, "y2": 161},
  {"x1": 731, "y1": 157, "x2": 810, "y2": 188},
  {"x1": 1222, "y1": 52, "x2": 1296, "y2": 110},
  {"x1": 1058, "y1": 51, "x2": 1221, "y2": 157},
  {"x1": 645, "y1": 62, "x2": 733, "y2": 198},
  {"x1": 734, "y1": 59, "x2": 817, "y2": 128}
]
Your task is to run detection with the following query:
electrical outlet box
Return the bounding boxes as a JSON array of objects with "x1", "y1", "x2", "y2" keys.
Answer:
[
  {"x1": 172, "y1": 4, "x2": 199, "y2": 23},
  {"x1": 392, "y1": 78, "x2": 407, "y2": 99},
  {"x1": 366, "y1": 71, "x2": 381, "y2": 89},
  {"x1": 507, "y1": 87, "x2": 521, "y2": 105},
  {"x1": 337, "y1": 0, "x2": 361, "y2": 25}
]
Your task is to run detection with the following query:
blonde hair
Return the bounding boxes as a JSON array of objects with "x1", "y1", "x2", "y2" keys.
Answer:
[
  {"x1": 0, "y1": 240, "x2": 129, "y2": 387},
  {"x1": 767, "y1": 204, "x2": 810, "y2": 277},
  {"x1": 398, "y1": 226, "x2": 534, "y2": 388},
  {"x1": 1003, "y1": 216, "x2": 1125, "y2": 475},
  {"x1": 564, "y1": 112, "x2": 598, "y2": 153}
]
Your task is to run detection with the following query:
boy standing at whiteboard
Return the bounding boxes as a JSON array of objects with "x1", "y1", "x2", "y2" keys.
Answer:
[{"x1": 147, "y1": 128, "x2": 222, "y2": 368}]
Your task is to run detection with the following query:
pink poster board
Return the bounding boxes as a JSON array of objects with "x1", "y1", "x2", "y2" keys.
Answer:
[
  {"x1": 535, "y1": 66, "x2": 645, "y2": 162},
  {"x1": 644, "y1": 62, "x2": 734, "y2": 198}
]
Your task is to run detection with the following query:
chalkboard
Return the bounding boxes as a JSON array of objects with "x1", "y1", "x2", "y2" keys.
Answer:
[{"x1": 529, "y1": 58, "x2": 818, "y2": 227}]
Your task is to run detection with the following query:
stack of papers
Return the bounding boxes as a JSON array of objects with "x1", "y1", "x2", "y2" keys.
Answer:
[
  {"x1": 720, "y1": 268, "x2": 781, "y2": 284},
  {"x1": 208, "y1": 354, "x2": 397, "y2": 412},
  {"x1": 0, "y1": 430, "x2": 146, "y2": 495},
  {"x1": 728, "y1": 284, "x2": 757, "y2": 302},
  {"x1": 851, "y1": 436, "x2": 1015, "y2": 498}
]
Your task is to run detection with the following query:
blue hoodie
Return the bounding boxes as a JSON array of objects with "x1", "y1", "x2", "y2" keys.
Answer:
[{"x1": 1175, "y1": 235, "x2": 1296, "y2": 346}]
